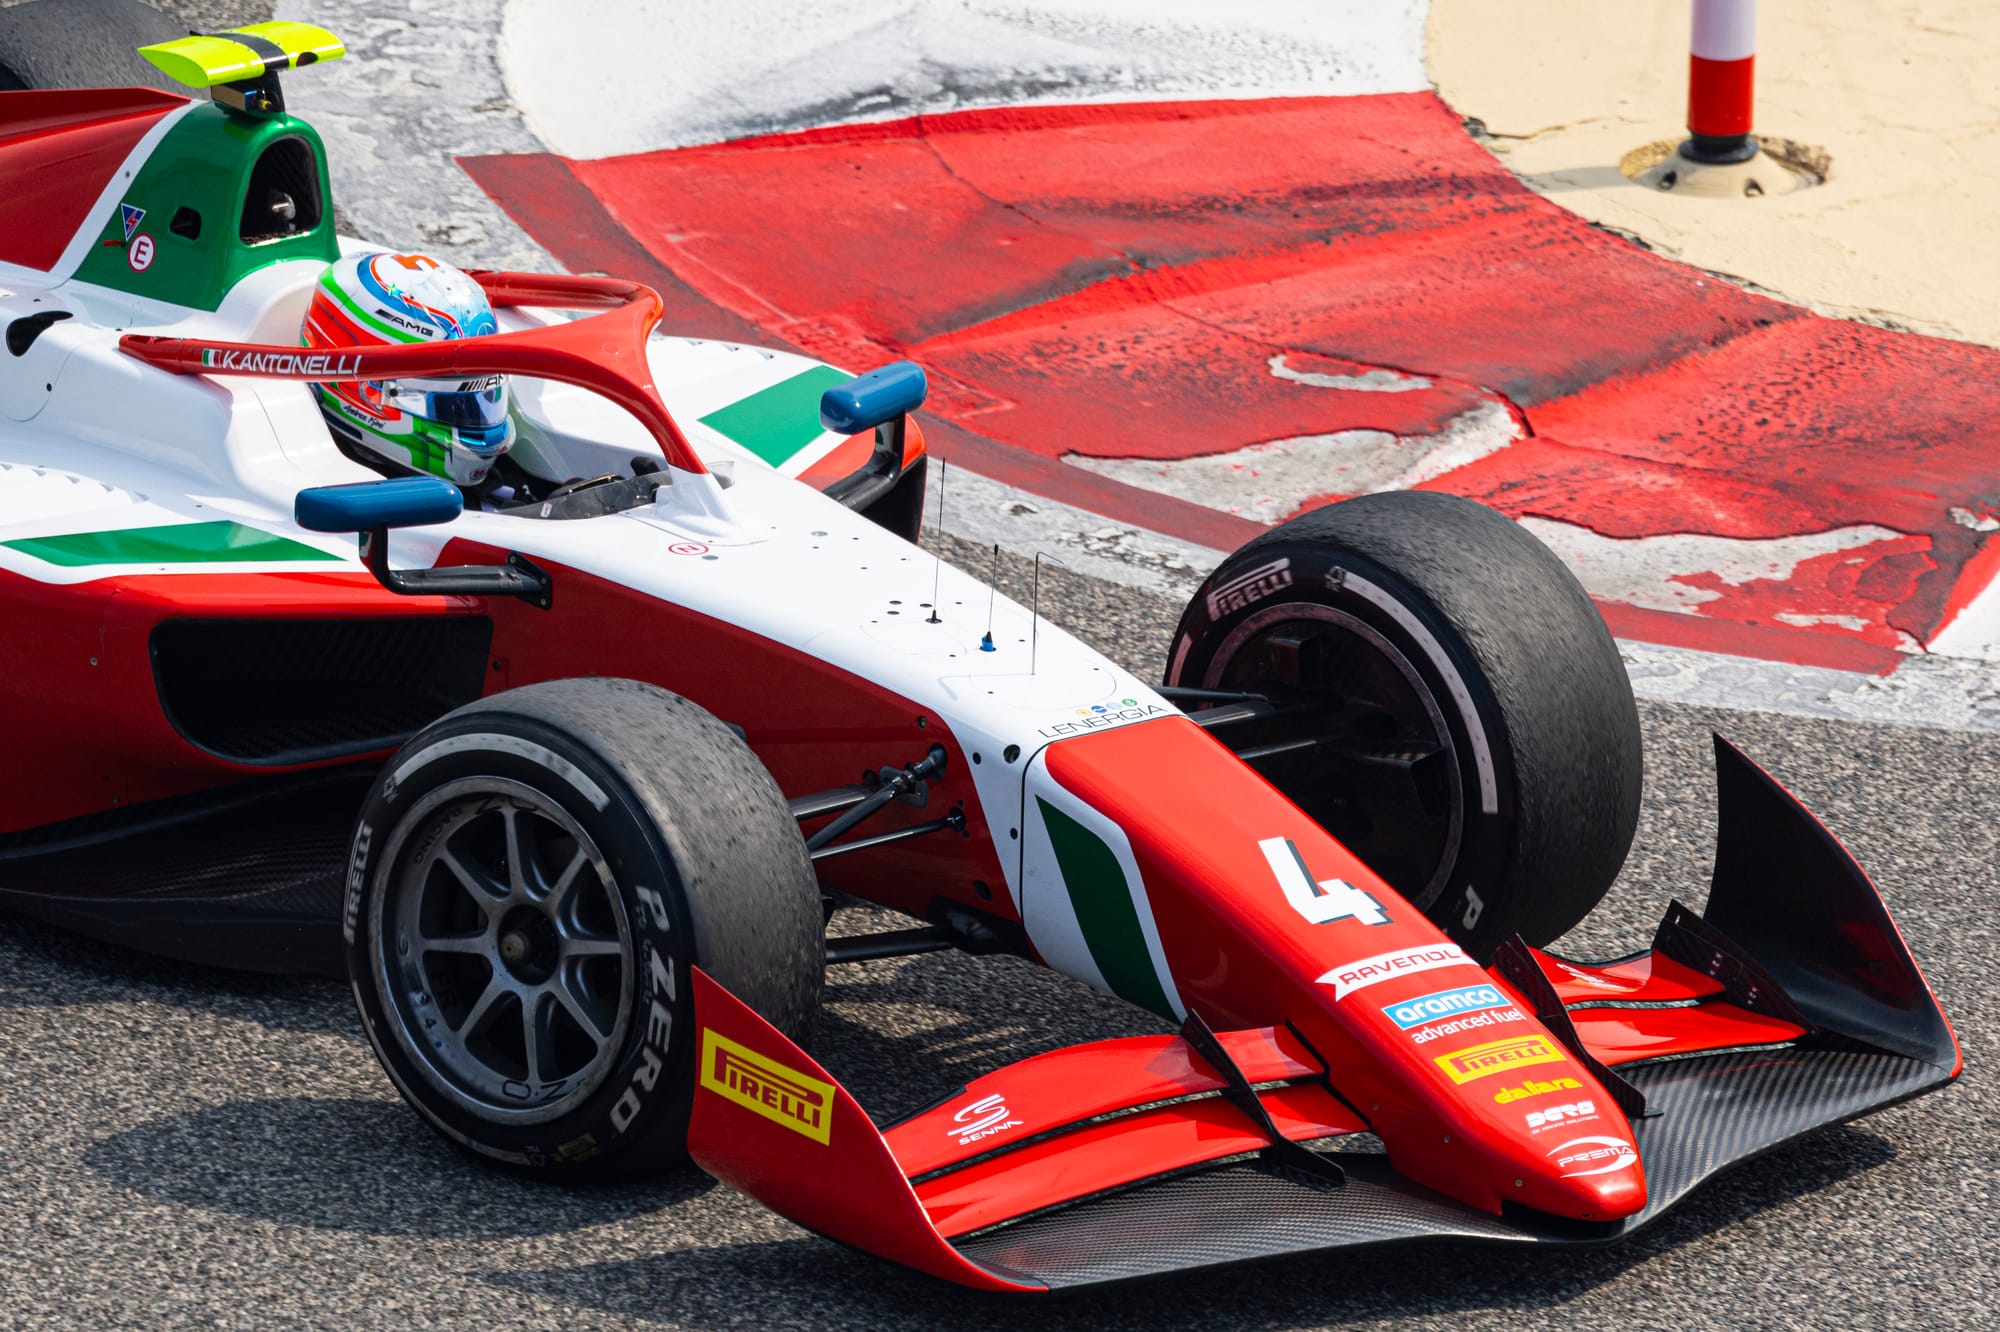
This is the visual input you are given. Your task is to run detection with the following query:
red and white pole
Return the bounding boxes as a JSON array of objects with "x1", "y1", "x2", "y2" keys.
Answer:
[{"x1": 1685, "y1": 0, "x2": 1757, "y2": 163}]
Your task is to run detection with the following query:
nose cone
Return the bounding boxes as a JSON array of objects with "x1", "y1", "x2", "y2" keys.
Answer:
[{"x1": 1517, "y1": 1132, "x2": 1648, "y2": 1220}]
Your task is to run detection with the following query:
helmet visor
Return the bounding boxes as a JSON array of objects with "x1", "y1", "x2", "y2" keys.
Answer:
[{"x1": 384, "y1": 376, "x2": 510, "y2": 431}]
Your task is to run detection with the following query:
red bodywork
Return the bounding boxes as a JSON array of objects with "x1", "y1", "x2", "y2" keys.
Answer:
[{"x1": 0, "y1": 88, "x2": 186, "y2": 271}]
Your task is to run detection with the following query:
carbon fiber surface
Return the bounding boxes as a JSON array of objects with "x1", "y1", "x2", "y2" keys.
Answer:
[
  {"x1": 0, "y1": 771, "x2": 367, "y2": 975},
  {"x1": 953, "y1": 1041, "x2": 1953, "y2": 1289}
]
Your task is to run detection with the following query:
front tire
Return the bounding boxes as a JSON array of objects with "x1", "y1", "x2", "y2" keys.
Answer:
[
  {"x1": 345, "y1": 678, "x2": 822, "y2": 1179},
  {"x1": 1167, "y1": 491, "x2": 1641, "y2": 957}
]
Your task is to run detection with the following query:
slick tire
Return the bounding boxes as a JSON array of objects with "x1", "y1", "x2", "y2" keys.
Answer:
[
  {"x1": 346, "y1": 677, "x2": 823, "y2": 1181},
  {"x1": 1167, "y1": 491, "x2": 1642, "y2": 958}
]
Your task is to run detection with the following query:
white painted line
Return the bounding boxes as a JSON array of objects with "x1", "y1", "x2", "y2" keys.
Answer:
[
  {"x1": 1067, "y1": 401, "x2": 1519, "y2": 523},
  {"x1": 502, "y1": 0, "x2": 1431, "y2": 158}
]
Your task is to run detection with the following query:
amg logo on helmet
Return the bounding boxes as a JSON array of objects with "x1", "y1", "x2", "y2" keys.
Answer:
[
  {"x1": 1383, "y1": 983, "x2": 1510, "y2": 1029},
  {"x1": 1433, "y1": 1034, "x2": 1565, "y2": 1084},
  {"x1": 698, "y1": 1029, "x2": 833, "y2": 1144}
]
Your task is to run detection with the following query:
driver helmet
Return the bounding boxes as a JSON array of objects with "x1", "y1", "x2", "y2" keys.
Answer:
[{"x1": 301, "y1": 252, "x2": 514, "y2": 487}]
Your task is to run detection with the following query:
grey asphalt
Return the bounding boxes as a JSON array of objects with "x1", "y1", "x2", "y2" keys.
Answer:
[{"x1": 0, "y1": 538, "x2": 1992, "y2": 1329}]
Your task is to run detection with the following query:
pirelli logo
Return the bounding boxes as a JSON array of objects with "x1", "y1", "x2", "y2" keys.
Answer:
[
  {"x1": 1434, "y1": 1034, "x2": 1565, "y2": 1085},
  {"x1": 698, "y1": 1029, "x2": 834, "y2": 1145}
]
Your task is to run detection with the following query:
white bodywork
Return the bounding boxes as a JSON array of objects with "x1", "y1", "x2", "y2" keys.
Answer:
[{"x1": 0, "y1": 248, "x2": 1171, "y2": 916}]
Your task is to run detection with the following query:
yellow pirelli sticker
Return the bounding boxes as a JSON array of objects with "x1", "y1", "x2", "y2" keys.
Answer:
[
  {"x1": 698, "y1": 1028, "x2": 835, "y2": 1144},
  {"x1": 1434, "y1": 1034, "x2": 1566, "y2": 1085}
]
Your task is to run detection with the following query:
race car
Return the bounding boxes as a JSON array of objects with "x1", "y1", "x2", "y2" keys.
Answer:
[{"x1": 0, "y1": 23, "x2": 1960, "y2": 1293}]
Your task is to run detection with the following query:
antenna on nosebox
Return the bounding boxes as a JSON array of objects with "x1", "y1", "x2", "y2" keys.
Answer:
[
  {"x1": 981, "y1": 544, "x2": 999, "y2": 651},
  {"x1": 928, "y1": 460, "x2": 945, "y2": 624}
]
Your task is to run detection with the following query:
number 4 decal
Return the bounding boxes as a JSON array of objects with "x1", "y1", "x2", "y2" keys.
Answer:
[{"x1": 1260, "y1": 837, "x2": 1390, "y2": 927}]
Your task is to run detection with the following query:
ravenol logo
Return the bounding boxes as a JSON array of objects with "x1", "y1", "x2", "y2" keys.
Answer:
[
  {"x1": 1434, "y1": 1034, "x2": 1566, "y2": 1085},
  {"x1": 698, "y1": 1029, "x2": 834, "y2": 1144},
  {"x1": 1383, "y1": 984, "x2": 1512, "y2": 1030}
]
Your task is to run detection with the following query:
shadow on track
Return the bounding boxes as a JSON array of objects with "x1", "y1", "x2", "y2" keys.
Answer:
[
  {"x1": 0, "y1": 913, "x2": 349, "y2": 1034},
  {"x1": 82, "y1": 1095, "x2": 714, "y2": 1239}
]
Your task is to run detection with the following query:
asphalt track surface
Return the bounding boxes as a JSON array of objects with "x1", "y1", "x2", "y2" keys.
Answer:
[
  {"x1": 0, "y1": 3, "x2": 1993, "y2": 1322},
  {"x1": 0, "y1": 537, "x2": 1991, "y2": 1330}
]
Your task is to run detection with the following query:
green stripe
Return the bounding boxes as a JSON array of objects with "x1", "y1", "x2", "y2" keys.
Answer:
[
  {"x1": 698, "y1": 365, "x2": 848, "y2": 466},
  {"x1": 322, "y1": 272, "x2": 415, "y2": 344},
  {"x1": 3, "y1": 521, "x2": 342, "y2": 568},
  {"x1": 1037, "y1": 798, "x2": 1173, "y2": 1019}
]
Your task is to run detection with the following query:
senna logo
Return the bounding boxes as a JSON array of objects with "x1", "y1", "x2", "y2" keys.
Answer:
[
  {"x1": 1433, "y1": 1034, "x2": 1565, "y2": 1085},
  {"x1": 948, "y1": 1092, "x2": 1022, "y2": 1147},
  {"x1": 698, "y1": 1029, "x2": 834, "y2": 1145}
]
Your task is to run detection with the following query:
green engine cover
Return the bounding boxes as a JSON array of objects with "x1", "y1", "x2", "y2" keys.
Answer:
[{"x1": 72, "y1": 102, "x2": 339, "y2": 311}]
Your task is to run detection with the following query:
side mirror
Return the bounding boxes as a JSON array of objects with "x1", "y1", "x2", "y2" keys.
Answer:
[
  {"x1": 295, "y1": 476, "x2": 463, "y2": 533},
  {"x1": 819, "y1": 361, "x2": 927, "y2": 435},
  {"x1": 293, "y1": 476, "x2": 550, "y2": 608}
]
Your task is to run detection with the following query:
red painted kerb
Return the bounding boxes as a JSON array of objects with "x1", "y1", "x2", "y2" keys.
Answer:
[{"x1": 461, "y1": 93, "x2": 2000, "y2": 676}]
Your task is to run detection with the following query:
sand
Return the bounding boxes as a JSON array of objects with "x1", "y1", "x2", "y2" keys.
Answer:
[{"x1": 1427, "y1": 0, "x2": 2000, "y2": 347}]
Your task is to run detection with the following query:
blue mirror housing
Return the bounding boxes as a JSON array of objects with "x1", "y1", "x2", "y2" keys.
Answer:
[
  {"x1": 820, "y1": 361, "x2": 927, "y2": 435},
  {"x1": 295, "y1": 476, "x2": 464, "y2": 533}
]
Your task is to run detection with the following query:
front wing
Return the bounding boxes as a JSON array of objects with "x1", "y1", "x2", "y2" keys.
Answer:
[{"x1": 685, "y1": 738, "x2": 1960, "y2": 1292}]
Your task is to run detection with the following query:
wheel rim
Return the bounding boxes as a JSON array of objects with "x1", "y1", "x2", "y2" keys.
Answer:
[
  {"x1": 1200, "y1": 602, "x2": 1466, "y2": 913},
  {"x1": 374, "y1": 776, "x2": 634, "y2": 1125}
]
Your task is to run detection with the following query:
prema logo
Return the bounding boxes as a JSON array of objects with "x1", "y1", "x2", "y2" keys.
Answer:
[
  {"x1": 1433, "y1": 1034, "x2": 1566, "y2": 1085},
  {"x1": 1317, "y1": 943, "x2": 1471, "y2": 1001},
  {"x1": 948, "y1": 1093, "x2": 1023, "y2": 1147},
  {"x1": 698, "y1": 1029, "x2": 834, "y2": 1145},
  {"x1": 1549, "y1": 1134, "x2": 1639, "y2": 1178}
]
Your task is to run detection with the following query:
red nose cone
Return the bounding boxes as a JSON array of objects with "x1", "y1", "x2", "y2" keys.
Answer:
[{"x1": 1518, "y1": 1132, "x2": 1648, "y2": 1220}]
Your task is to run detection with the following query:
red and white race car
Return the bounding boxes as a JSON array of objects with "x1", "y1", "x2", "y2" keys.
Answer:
[{"x1": 0, "y1": 23, "x2": 1959, "y2": 1292}]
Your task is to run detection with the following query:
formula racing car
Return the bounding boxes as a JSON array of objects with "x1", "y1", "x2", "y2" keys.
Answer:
[{"x1": 0, "y1": 22, "x2": 1961, "y2": 1293}]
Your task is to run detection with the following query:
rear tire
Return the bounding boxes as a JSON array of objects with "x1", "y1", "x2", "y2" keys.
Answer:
[
  {"x1": 1167, "y1": 491, "x2": 1641, "y2": 957},
  {"x1": 345, "y1": 678, "x2": 822, "y2": 1180}
]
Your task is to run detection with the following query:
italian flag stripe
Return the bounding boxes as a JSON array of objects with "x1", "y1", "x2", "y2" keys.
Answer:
[
  {"x1": 698, "y1": 365, "x2": 847, "y2": 466},
  {"x1": 2, "y1": 520, "x2": 342, "y2": 568},
  {"x1": 1036, "y1": 797, "x2": 1175, "y2": 1019}
]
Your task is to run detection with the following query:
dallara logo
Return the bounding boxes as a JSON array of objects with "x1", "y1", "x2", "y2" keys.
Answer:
[
  {"x1": 698, "y1": 1029, "x2": 834, "y2": 1144},
  {"x1": 1433, "y1": 1034, "x2": 1566, "y2": 1085}
]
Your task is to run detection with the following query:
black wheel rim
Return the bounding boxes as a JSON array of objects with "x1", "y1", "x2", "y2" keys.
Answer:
[
  {"x1": 1199, "y1": 602, "x2": 1465, "y2": 913},
  {"x1": 373, "y1": 776, "x2": 634, "y2": 1124}
]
